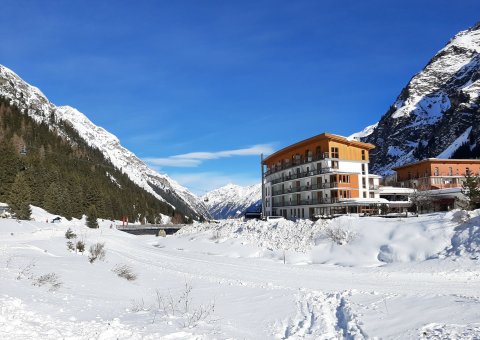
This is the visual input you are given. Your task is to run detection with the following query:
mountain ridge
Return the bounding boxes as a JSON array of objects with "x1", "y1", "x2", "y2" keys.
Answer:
[
  {"x1": 354, "y1": 22, "x2": 480, "y2": 174},
  {"x1": 0, "y1": 65, "x2": 209, "y2": 220},
  {"x1": 203, "y1": 183, "x2": 261, "y2": 219}
]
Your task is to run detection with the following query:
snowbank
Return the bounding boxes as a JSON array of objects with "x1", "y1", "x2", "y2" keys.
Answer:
[{"x1": 170, "y1": 212, "x2": 462, "y2": 267}]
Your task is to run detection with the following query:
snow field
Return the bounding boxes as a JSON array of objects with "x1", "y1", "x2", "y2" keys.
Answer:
[{"x1": 1, "y1": 207, "x2": 480, "y2": 338}]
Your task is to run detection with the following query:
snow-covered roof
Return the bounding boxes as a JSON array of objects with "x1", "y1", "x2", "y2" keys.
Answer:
[
  {"x1": 338, "y1": 198, "x2": 390, "y2": 205},
  {"x1": 379, "y1": 186, "x2": 415, "y2": 194}
]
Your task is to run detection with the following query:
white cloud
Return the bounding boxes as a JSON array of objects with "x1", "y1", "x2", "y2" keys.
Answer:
[
  {"x1": 144, "y1": 144, "x2": 274, "y2": 168},
  {"x1": 145, "y1": 157, "x2": 201, "y2": 168}
]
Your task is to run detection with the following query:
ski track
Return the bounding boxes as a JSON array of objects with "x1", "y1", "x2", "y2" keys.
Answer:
[
  {"x1": 420, "y1": 323, "x2": 480, "y2": 339},
  {"x1": 280, "y1": 291, "x2": 366, "y2": 340}
]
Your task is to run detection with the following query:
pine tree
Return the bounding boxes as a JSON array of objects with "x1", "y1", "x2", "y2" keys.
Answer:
[
  {"x1": 7, "y1": 172, "x2": 31, "y2": 220},
  {"x1": 86, "y1": 205, "x2": 99, "y2": 228},
  {"x1": 461, "y1": 169, "x2": 480, "y2": 210}
]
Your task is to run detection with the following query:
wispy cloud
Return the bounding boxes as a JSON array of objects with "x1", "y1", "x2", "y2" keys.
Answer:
[{"x1": 144, "y1": 144, "x2": 274, "y2": 168}]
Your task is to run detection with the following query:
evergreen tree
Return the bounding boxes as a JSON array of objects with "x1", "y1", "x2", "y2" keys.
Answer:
[
  {"x1": 7, "y1": 172, "x2": 31, "y2": 220},
  {"x1": 461, "y1": 169, "x2": 480, "y2": 210},
  {"x1": 0, "y1": 141, "x2": 21, "y2": 201},
  {"x1": 86, "y1": 205, "x2": 99, "y2": 228}
]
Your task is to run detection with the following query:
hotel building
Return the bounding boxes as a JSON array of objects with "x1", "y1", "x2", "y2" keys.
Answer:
[
  {"x1": 262, "y1": 133, "x2": 381, "y2": 219},
  {"x1": 393, "y1": 158, "x2": 480, "y2": 190}
]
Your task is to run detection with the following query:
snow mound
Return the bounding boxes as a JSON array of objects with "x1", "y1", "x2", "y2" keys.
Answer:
[
  {"x1": 178, "y1": 218, "x2": 329, "y2": 253},
  {"x1": 443, "y1": 214, "x2": 480, "y2": 259},
  {"x1": 171, "y1": 213, "x2": 461, "y2": 267}
]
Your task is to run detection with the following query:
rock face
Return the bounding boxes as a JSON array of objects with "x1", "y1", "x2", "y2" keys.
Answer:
[
  {"x1": 0, "y1": 65, "x2": 209, "y2": 220},
  {"x1": 356, "y1": 22, "x2": 480, "y2": 174},
  {"x1": 203, "y1": 183, "x2": 261, "y2": 219}
]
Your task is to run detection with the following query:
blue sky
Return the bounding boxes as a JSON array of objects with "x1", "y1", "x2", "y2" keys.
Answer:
[{"x1": 1, "y1": 1, "x2": 479, "y2": 195}]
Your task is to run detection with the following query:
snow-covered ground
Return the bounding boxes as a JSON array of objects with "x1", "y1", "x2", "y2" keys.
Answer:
[{"x1": 1, "y1": 208, "x2": 480, "y2": 339}]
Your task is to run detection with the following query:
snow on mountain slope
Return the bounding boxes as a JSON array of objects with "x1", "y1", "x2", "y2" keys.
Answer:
[
  {"x1": 203, "y1": 183, "x2": 261, "y2": 219},
  {"x1": 0, "y1": 65, "x2": 208, "y2": 219},
  {"x1": 356, "y1": 22, "x2": 480, "y2": 174},
  {"x1": 348, "y1": 122, "x2": 378, "y2": 140}
]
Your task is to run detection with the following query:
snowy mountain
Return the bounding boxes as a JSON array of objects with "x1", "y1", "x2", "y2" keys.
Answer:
[
  {"x1": 354, "y1": 22, "x2": 480, "y2": 174},
  {"x1": 203, "y1": 183, "x2": 261, "y2": 219},
  {"x1": 0, "y1": 65, "x2": 209, "y2": 220}
]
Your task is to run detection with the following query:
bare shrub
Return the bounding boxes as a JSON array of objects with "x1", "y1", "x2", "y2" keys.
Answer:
[
  {"x1": 113, "y1": 264, "x2": 137, "y2": 281},
  {"x1": 130, "y1": 298, "x2": 148, "y2": 312},
  {"x1": 88, "y1": 242, "x2": 106, "y2": 263},
  {"x1": 33, "y1": 273, "x2": 62, "y2": 291},
  {"x1": 324, "y1": 226, "x2": 357, "y2": 245},
  {"x1": 153, "y1": 281, "x2": 216, "y2": 328},
  {"x1": 210, "y1": 231, "x2": 221, "y2": 242},
  {"x1": 16, "y1": 259, "x2": 36, "y2": 280}
]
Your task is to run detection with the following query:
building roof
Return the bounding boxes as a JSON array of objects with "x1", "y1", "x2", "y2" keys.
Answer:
[
  {"x1": 393, "y1": 158, "x2": 480, "y2": 171},
  {"x1": 379, "y1": 186, "x2": 415, "y2": 194},
  {"x1": 262, "y1": 132, "x2": 375, "y2": 164}
]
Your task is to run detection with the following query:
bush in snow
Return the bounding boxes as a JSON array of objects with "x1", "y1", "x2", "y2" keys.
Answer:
[
  {"x1": 65, "y1": 228, "x2": 77, "y2": 239},
  {"x1": 324, "y1": 226, "x2": 357, "y2": 245},
  {"x1": 323, "y1": 219, "x2": 357, "y2": 245},
  {"x1": 88, "y1": 242, "x2": 106, "y2": 263},
  {"x1": 113, "y1": 264, "x2": 137, "y2": 281},
  {"x1": 33, "y1": 273, "x2": 62, "y2": 291},
  {"x1": 153, "y1": 281, "x2": 216, "y2": 328},
  {"x1": 66, "y1": 241, "x2": 75, "y2": 251},
  {"x1": 76, "y1": 240, "x2": 85, "y2": 253},
  {"x1": 16, "y1": 259, "x2": 36, "y2": 280}
]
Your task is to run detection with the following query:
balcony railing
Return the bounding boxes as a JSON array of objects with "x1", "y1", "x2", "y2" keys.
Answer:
[
  {"x1": 272, "y1": 197, "x2": 340, "y2": 208},
  {"x1": 271, "y1": 182, "x2": 343, "y2": 196},
  {"x1": 269, "y1": 167, "x2": 335, "y2": 185},
  {"x1": 265, "y1": 152, "x2": 331, "y2": 176}
]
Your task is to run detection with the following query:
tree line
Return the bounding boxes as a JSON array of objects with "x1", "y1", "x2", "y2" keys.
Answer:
[{"x1": 0, "y1": 96, "x2": 190, "y2": 224}]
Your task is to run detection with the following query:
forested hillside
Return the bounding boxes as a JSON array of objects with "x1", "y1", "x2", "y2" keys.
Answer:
[{"x1": 0, "y1": 96, "x2": 188, "y2": 223}]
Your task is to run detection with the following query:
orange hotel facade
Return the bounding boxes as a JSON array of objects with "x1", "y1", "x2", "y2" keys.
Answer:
[
  {"x1": 261, "y1": 133, "x2": 381, "y2": 219},
  {"x1": 393, "y1": 158, "x2": 480, "y2": 190}
]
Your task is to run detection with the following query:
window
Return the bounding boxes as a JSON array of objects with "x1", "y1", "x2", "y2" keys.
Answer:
[
  {"x1": 434, "y1": 167, "x2": 439, "y2": 176},
  {"x1": 305, "y1": 150, "x2": 312, "y2": 162},
  {"x1": 331, "y1": 147, "x2": 339, "y2": 158},
  {"x1": 361, "y1": 150, "x2": 366, "y2": 160},
  {"x1": 363, "y1": 192, "x2": 367, "y2": 198},
  {"x1": 332, "y1": 160, "x2": 339, "y2": 169},
  {"x1": 362, "y1": 178, "x2": 366, "y2": 188},
  {"x1": 448, "y1": 167, "x2": 453, "y2": 176},
  {"x1": 361, "y1": 164, "x2": 366, "y2": 175},
  {"x1": 466, "y1": 167, "x2": 470, "y2": 175}
]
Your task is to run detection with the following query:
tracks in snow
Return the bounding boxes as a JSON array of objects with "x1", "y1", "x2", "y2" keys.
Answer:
[{"x1": 280, "y1": 291, "x2": 366, "y2": 339}]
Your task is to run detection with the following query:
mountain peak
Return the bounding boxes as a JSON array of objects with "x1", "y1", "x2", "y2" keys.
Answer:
[
  {"x1": 203, "y1": 183, "x2": 261, "y2": 219},
  {"x1": 0, "y1": 64, "x2": 208, "y2": 220},
  {"x1": 357, "y1": 22, "x2": 480, "y2": 174}
]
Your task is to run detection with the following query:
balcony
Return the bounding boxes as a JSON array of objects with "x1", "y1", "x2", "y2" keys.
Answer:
[
  {"x1": 272, "y1": 197, "x2": 337, "y2": 208},
  {"x1": 264, "y1": 152, "x2": 330, "y2": 176},
  {"x1": 269, "y1": 167, "x2": 334, "y2": 185},
  {"x1": 271, "y1": 182, "x2": 341, "y2": 196}
]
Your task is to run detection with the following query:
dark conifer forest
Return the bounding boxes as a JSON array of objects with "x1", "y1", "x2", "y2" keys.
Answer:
[{"x1": 0, "y1": 96, "x2": 190, "y2": 223}]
